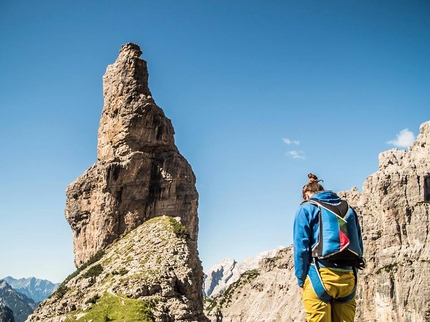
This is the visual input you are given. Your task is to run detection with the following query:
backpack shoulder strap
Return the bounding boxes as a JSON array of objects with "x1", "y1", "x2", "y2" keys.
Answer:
[
  {"x1": 309, "y1": 198, "x2": 349, "y2": 218},
  {"x1": 305, "y1": 200, "x2": 323, "y2": 258}
]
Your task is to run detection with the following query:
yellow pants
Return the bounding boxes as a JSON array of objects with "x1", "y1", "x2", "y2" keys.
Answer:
[{"x1": 302, "y1": 267, "x2": 356, "y2": 322}]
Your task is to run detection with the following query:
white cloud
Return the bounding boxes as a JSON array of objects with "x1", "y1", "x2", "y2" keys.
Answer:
[
  {"x1": 283, "y1": 138, "x2": 304, "y2": 159},
  {"x1": 387, "y1": 128, "x2": 415, "y2": 148},
  {"x1": 287, "y1": 150, "x2": 305, "y2": 159},
  {"x1": 283, "y1": 138, "x2": 300, "y2": 145}
]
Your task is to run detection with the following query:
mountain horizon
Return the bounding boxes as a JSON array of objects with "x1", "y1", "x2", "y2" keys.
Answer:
[
  {"x1": 0, "y1": 280, "x2": 36, "y2": 322},
  {"x1": 1, "y1": 276, "x2": 59, "y2": 304}
]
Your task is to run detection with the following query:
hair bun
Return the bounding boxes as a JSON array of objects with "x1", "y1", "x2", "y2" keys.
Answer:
[{"x1": 308, "y1": 173, "x2": 319, "y2": 183}]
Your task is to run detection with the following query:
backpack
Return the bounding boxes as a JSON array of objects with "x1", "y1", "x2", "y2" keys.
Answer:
[{"x1": 308, "y1": 198, "x2": 366, "y2": 269}]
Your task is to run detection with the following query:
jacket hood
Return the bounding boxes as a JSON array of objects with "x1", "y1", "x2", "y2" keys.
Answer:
[{"x1": 310, "y1": 190, "x2": 341, "y2": 204}]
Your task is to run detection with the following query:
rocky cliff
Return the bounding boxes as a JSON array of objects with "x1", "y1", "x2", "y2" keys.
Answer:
[
  {"x1": 203, "y1": 247, "x2": 283, "y2": 297},
  {"x1": 342, "y1": 120, "x2": 430, "y2": 322},
  {"x1": 27, "y1": 217, "x2": 207, "y2": 321},
  {"x1": 65, "y1": 43, "x2": 199, "y2": 268},
  {"x1": 28, "y1": 43, "x2": 207, "y2": 321},
  {"x1": 205, "y1": 120, "x2": 430, "y2": 322},
  {"x1": 204, "y1": 247, "x2": 303, "y2": 322}
]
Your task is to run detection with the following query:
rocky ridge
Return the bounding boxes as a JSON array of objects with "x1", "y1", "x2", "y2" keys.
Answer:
[
  {"x1": 343, "y1": 120, "x2": 430, "y2": 322},
  {"x1": 205, "y1": 120, "x2": 430, "y2": 322},
  {"x1": 203, "y1": 247, "x2": 283, "y2": 297},
  {"x1": 204, "y1": 247, "x2": 303, "y2": 322},
  {"x1": 0, "y1": 281, "x2": 35, "y2": 322},
  {"x1": 2, "y1": 277, "x2": 58, "y2": 303},
  {"x1": 27, "y1": 216, "x2": 207, "y2": 321},
  {"x1": 28, "y1": 43, "x2": 207, "y2": 321}
]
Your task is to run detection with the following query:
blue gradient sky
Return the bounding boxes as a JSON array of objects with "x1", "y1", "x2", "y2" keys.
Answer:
[{"x1": 1, "y1": 0, "x2": 429, "y2": 282}]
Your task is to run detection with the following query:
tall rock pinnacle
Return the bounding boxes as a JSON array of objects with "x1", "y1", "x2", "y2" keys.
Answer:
[
  {"x1": 98, "y1": 43, "x2": 175, "y2": 160},
  {"x1": 65, "y1": 43, "x2": 199, "y2": 267},
  {"x1": 28, "y1": 44, "x2": 208, "y2": 321}
]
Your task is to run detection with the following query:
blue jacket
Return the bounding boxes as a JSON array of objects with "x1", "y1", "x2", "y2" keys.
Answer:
[{"x1": 293, "y1": 190, "x2": 363, "y2": 287}]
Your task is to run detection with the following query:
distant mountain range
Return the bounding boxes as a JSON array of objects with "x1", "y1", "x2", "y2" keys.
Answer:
[
  {"x1": 0, "y1": 277, "x2": 59, "y2": 322},
  {"x1": 2, "y1": 277, "x2": 59, "y2": 304},
  {"x1": 0, "y1": 280, "x2": 36, "y2": 322},
  {"x1": 203, "y1": 246, "x2": 284, "y2": 297},
  {"x1": 0, "y1": 302, "x2": 15, "y2": 322}
]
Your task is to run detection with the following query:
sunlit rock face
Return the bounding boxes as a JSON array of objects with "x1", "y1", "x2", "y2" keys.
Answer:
[
  {"x1": 27, "y1": 217, "x2": 209, "y2": 321},
  {"x1": 205, "y1": 121, "x2": 430, "y2": 322},
  {"x1": 65, "y1": 43, "x2": 199, "y2": 268},
  {"x1": 202, "y1": 248, "x2": 283, "y2": 297},
  {"x1": 27, "y1": 43, "x2": 208, "y2": 321},
  {"x1": 341, "y1": 120, "x2": 430, "y2": 322}
]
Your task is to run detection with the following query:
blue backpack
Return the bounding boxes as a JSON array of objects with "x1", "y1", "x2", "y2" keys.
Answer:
[{"x1": 308, "y1": 198, "x2": 365, "y2": 269}]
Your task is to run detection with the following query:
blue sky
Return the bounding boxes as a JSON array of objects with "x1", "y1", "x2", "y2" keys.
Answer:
[{"x1": 0, "y1": 1, "x2": 429, "y2": 283}]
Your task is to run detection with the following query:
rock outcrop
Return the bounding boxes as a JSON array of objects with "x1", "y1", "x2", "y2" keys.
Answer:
[
  {"x1": 203, "y1": 247, "x2": 283, "y2": 297},
  {"x1": 205, "y1": 120, "x2": 430, "y2": 322},
  {"x1": 204, "y1": 247, "x2": 303, "y2": 322},
  {"x1": 341, "y1": 120, "x2": 430, "y2": 322},
  {"x1": 27, "y1": 217, "x2": 207, "y2": 321},
  {"x1": 65, "y1": 43, "x2": 199, "y2": 268},
  {"x1": 28, "y1": 43, "x2": 207, "y2": 321}
]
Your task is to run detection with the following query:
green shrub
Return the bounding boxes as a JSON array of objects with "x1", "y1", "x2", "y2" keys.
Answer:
[
  {"x1": 51, "y1": 250, "x2": 106, "y2": 299},
  {"x1": 85, "y1": 294, "x2": 100, "y2": 304},
  {"x1": 376, "y1": 263, "x2": 398, "y2": 274},
  {"x1": 83, "y1": 264, "x2": 103, "y2": 278},
  {"x1": 219, "y1": 269, "x2": 260, "y2": 307},
  {"x1": 204, "y1": 297, "x2": 217, "y2": 313},
  {"x1": 112, "y1": 268, "x2": 128, "y2": 276},
  {"x1": 54, "y1": 284, "x2": 69, "y2": 299},
  {"x1": 168, "y1": 217, "x2": 189, "y2": 239}
]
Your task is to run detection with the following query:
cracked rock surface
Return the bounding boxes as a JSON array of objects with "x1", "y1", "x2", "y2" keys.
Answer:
[
  {"x1": 205, "y1": 121, "x2": 430, "y2": 322},
  {"x1": 28, "y1": 217, "x2": 208, "y2": 321},
  {"x1": 29, "y1": 43, "x2": 207, "y2": 322}
]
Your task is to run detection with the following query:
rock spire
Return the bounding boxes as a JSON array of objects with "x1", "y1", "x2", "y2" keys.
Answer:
[
  {"x1": 98, "y1": 43, "x2": 174, "y2": 160},
  {"x1": 65, "y1": 43, "x2": 199, "y2": 267},
  {"x1": 26, "y1": 43, "x2": 209, "y2": 321}
]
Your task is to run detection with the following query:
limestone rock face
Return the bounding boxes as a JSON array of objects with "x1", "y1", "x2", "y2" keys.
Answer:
[
  {"x1": 98, "y1": 43, "x2": 174, "y2": 160},
  {"x1": 27, "y1": 217, "x2": 208, "y2": 322},
  {"x1": 65, "y1": 43, "x2": 199, "y2": 267},
  {"x1": 203, "y1": 247, "x2": 283, "y2": 297},
  {"x1": 204, "y1": 247, "x2": 303, "y2": 322},
  {"x1": 340, "y1": 120, "x2": 430, "y2": 322},
  {"x1": 29, "y1": 43, "x2": 208, "y2": 321},
  {"x1": 206, "y1": 120, "x2": 430, "y2": 322}
]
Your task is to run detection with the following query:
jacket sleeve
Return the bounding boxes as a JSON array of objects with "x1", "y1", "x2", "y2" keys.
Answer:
[
  {"x1": 293, "y1": 205, "x2": 312, "y2": 287},
  {"x1": 353, "y1": 207, "x2": 364, "y2": 254}
]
